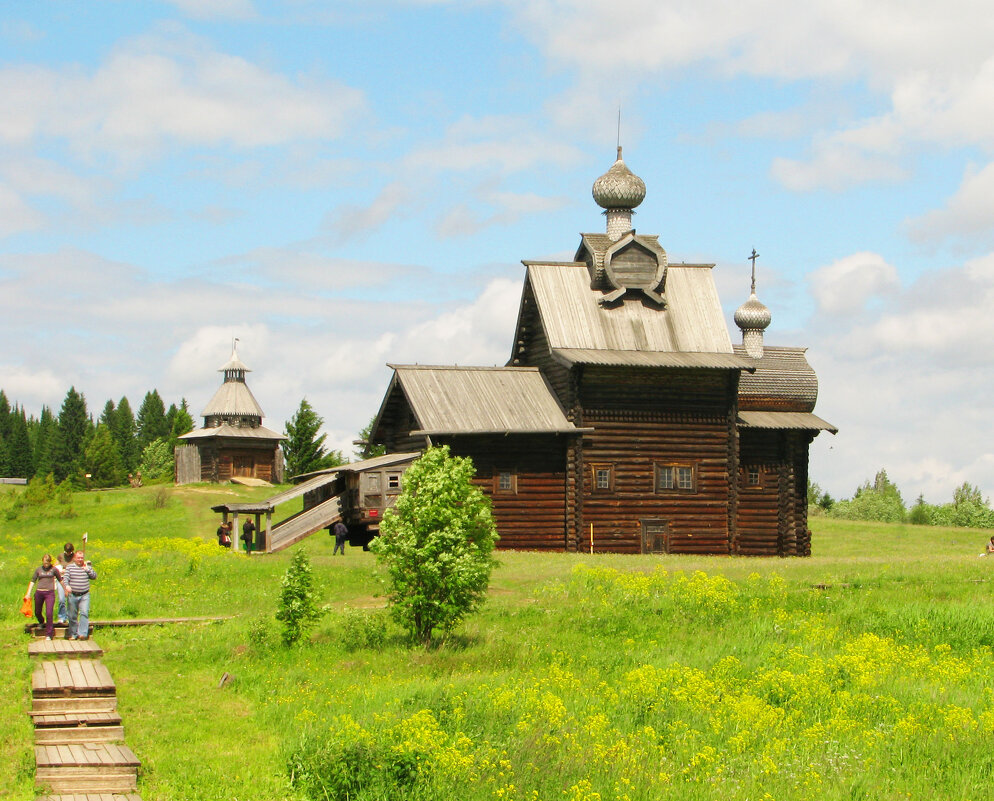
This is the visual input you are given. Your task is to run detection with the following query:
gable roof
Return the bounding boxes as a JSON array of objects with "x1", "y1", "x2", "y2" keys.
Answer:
[
  {"x1": 382, "y1": 365, "x2": 579, "y2": 436},
  {"x1": 179, "y1": 422, "x2": 285, "y2": 441},
  {"x1": 523, "y1": 261, "x2": 734, "y2": 355}
]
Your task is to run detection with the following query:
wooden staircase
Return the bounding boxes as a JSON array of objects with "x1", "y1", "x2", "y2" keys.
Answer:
[{"x1": 29, "y1": 639, "x2": 141, "y2": 800}]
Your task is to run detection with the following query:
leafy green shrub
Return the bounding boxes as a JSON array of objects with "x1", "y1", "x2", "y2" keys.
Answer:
[
  {"x1": 248, "y1": 614, "x2": 276, "y2": 650},
  {"x1": 829, "y1": 469, "x2": 906, "y2": 523},
  {"x1": 138, "y1": 437, "x2": 174, "y2": 482},
  {"x1": 340, "y1": 606, "x2": 388, "y2": 652},
  {"x1": 275, "y1": 549, "x2": 321, "y2": 646},
  {"x1": 371, "y1": 445, "x2": 498, "y2": 646}
]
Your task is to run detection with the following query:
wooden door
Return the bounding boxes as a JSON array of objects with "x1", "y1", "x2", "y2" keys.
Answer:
[
  {"x1": 641, "y1": 519, "x2": 668, "y2": 554},
  {"x1": 233, "y1": 455, "x2": 254, "y2": 477}
]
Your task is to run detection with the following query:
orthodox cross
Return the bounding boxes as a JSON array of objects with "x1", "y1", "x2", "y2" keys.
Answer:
[{"x1": 748, "y1": 248, "x2": 760, "y2": 294}]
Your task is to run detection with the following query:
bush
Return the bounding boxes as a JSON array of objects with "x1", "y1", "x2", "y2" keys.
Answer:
[
  {"x1": 340, "y1": 607, "x2": 388, "y2": 652},
  {"x1": 138, "y1": 437, "x2": 174, "y2": 482},
  {"x1": 371, "y1": 445, "x2": 498, "y2": 646},
  {"x1": 275, "y1": 549, "x2": 321, "y2": 646}
]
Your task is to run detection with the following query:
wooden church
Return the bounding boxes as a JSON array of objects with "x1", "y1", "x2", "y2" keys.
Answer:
[
  {"x1": 175, "y1": 345, "x2": 285, "y2": 485},
  {"x1": 369, "y1": 149, "x2": 835, "y2": 556}
]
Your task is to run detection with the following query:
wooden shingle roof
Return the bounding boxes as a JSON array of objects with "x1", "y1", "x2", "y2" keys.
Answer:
[
  {"x1": 384, "y1": 365, "x2": 579, "y2": 435},
  {"x1": 525, "y1": 262, "x2": 734, "y2": 354},
  {"x1": 201, "y1": 381, "x2": 265, "y2": 418}
]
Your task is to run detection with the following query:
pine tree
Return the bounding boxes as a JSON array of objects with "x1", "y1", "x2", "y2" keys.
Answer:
[
  {"x1": 32, "y1": 406, "x2": 57, "y2": 479},
  {"x1": 136, "y1": 390, "x2": 169, "y2": 451},
  {"x1": 7, "y1": 407, "x2": 33, "y2": 478},
  {"x1": 83, "y1": 423, "x2": 126, "y2": 488},
  {"x1": 55, "y1": 387, "x2": 89, "y2": 482},
  {"x1": 354, "y1": 415, "x2": 387, "y2": 461},
  {"x1": 112, "y1": 396, "x2": 139, "y2": 472},
  {"x1": 283, "y1": 399, "x2": 345, "y2": 478},
  {"x1": 0, "y1": 390, "x2": 10, "y2": 476},
  {"x1": 168, "y1": 398, "x2": 195, "y2": 449}
]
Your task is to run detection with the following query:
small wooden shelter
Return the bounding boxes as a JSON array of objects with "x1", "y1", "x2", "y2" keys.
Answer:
[
  {"x1": 369, "y1": 147, "x2": 836, "y2": 556},
  {"x1": 175, "y1": 345, "x2": 285, "y2": 484}
]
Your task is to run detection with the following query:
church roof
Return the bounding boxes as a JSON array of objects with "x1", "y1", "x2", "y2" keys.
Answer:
[
  {"x1": 180, "y1": 422, "x2": 285, "y2": 441},
  {"x1": 201, "y1": 380, "x2": 265, "y2": 418},
  {"x1": 733, "y1": 345, "x2": 819, "y2": 410},
  {"x1": 551, "y1": 348, "x2": 754, "y2": 370},
  {"x1": 382, "y1": 365, "x2": 579, "y2": 435},
  {"x1": 523, "y1": 262, "x2": 734, "y2": 354},
  {"x1": 737, "y1": 411, "x2": 837, "y2": 434}
]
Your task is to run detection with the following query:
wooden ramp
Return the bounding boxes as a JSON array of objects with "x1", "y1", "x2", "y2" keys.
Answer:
[
  {"x1": 28, "y1": 640, "x2": 141, "y2": 799},
  {"x1": 268, "y1": 494, "x2": 342, "y2": 553}
]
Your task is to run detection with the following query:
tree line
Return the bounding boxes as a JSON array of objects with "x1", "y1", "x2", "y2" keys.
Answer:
[
  {"x1": 0, "y1": 387, "x2": 194, "y2": 488},
  {"x1": 809, "y1": 469, "x2": 994, "y2": 528}
]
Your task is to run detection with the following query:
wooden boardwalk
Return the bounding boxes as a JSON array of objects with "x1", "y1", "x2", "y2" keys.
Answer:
[{"x1": 27, "y1": 637, "x2": 142, "y2": 800}]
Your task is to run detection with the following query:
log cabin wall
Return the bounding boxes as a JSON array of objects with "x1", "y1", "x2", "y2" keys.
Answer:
[
  {"x1": 736, "y1": 429, "x2": 812, "y2": 556},
  {"x1": 197, "y1": 440, "x2": 278, "y2": 483},
  {"x1": 435, "y1": 434, "x2": 569, "y2": 550},
  {"x1": 577, "y1": 367, "x2": 736, "y2": 554}
]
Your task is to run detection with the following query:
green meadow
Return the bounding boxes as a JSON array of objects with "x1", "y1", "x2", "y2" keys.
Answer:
[{"x1": 2, "y1": 484, "x2": 993, "y2": 800}]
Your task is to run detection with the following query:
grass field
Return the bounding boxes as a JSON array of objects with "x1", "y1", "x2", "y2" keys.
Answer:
[{"x1": 2, "y1": 485, "x2": 993, "y2": 800}]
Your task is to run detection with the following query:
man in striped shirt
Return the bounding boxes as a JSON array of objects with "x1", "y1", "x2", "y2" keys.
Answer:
[{"x1": 62, "y1": 550, "x2": 97, "y2": 640}]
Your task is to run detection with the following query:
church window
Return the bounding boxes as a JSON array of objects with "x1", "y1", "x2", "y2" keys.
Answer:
[
  {"x1": 655, "y1": 463, "x2": 696, "y2": 493},
  {"x1": 592, "y1": 465, "x2": 614, "y2": 492},
  {"x1": 496, "y1": 469, "x2": 516, "y2": 493}
]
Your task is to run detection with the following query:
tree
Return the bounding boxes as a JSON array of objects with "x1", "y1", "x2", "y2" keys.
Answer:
[
  {"x1": 275, "y1": 549, "x2": 321, "y2": 646},
  {"x1": 111, "y1": 396, "x2": 139, "y2": 472},
  {"x1": 829, "y1": 468, "x2": 906, "y2": 523},
  {"x1": 283, "y1": 398, "x2": 345, "y2": 477},
  {"x1": 139, "y1": 437, "x2": 174, "y2": 481},
  {"x1": 354, "y1": 415, "x2": 386, "y2": 461},
  {"x1": 83, "y1": 423, "x2": 126, "y2": 488},
  {"x1": 168, "y1": 398, "x2": 195, "y2": 449},
  {"x1": 136, "y1": 390, "x2": 169, "y2": 451},
  {"x1": 54, "y1": 387, "x2": 90, "y2": 482},
  {"x1": 371, "y1": 445, "x2": 498, "y2": 646},
  {"x1": 6, "y1": 407, "x2": 33, "y2": 478},
  {"x1": 31, "y1": 406, "x2": 57, "y2": 479}
]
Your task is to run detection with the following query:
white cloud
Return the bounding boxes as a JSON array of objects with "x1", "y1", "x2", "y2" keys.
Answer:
[
  {"x1": 808, "y1": 252, "x2": 899, "y2": 315},
  {"x1": 0, "y1": 28, "x2": 366, "y2": 158},
  {"x1": 908, "y1": 161, "x2": 994, "y2": 245},
  {"x1": 164, "y1": 0, "x2": 258, "y2": 21},
  {"x1": 0, "y1": 183, "x2": 44, "y2": 237}
]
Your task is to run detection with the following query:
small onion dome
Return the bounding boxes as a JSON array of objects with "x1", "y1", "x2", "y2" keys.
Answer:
[
  {"x1": 734, "y1": 293, "x2": 772, "y2": 331},
  {"x1": 592, "y1": 146, "x2": 646, "y2": 210}
]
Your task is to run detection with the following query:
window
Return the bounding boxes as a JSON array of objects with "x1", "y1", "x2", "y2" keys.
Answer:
[
  {"x1": 655, "y1": 463, "x2": 696, "y2": 493},
  {"x1": 747, "y1": 466, "x2": 761, "y2": 487},
  {"x1": 387, "y1": 473, "x2": 402, "y2": 490},
  {"x1": 495, "y1": 469, "x2": 516, "y2": 494},
  {"x1": 591, "y1": 464, "x2": 614, "y2": 492}
]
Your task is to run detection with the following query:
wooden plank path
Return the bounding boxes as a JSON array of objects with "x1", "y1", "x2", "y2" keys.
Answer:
[
  {"x1": 25, "y1": 615, "x2": 232, "y2": 635},
  {"x1": 26, "y1": 637, "x2": 142, "y2": 800},
  {"x1": 29, "y1": 640, "x2": 103, "y2": 659}
]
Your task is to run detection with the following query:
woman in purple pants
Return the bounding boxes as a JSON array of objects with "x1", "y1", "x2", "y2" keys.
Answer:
[{"x1": 25, "y1": 554, "x2": 61, "y2": 640}]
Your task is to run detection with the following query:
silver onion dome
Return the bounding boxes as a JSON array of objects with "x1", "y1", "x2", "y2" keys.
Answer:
[
  {"x1": 734, "y1": 293, "x2": 772, "y2": 331},
  {"x1": 592, "y1": 146, "x2": 646, "y2": 210}
]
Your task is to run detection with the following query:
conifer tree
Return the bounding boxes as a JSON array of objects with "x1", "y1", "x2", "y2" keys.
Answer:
[
  {"x1": 168, "y1": 398, "x2": 195, "y2": 449},
  {"x1": 32, "y1": 406, "x2": 57, "y2": 479},
  {"x1": 112, "y1": 396, "x2": 139, "y2": 472},
  {"x1": 136, "y1": 390, "x2": 169, "y2": 451},
  {"x1": 54, "y1": 387, "x2": 89, "y2": 482},
  {"x1": 7, "y1": 407, "x2": 33, "y2": 478},
  {"x1": 84, "y1": 423, "x2": 126, "y2": 488},
  {"x1": 283, "y1": 398, "x2": 345, "y2": 478}
]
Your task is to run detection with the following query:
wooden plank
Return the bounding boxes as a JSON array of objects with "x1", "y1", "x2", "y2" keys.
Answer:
[
  {"x1": 34, "y1": 724, "x2": 125, "y2": 744},
  {"x1": 29, "y1": 639, "x2": 103, "y2": 658},
  {"x1": 32, "y1": 696, "x2": 117, "y2": 714}
]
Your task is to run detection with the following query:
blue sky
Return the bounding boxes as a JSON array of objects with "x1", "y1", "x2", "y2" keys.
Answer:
[{"x1": 2, "y1": 0, "x2": 993, "y2": 505}]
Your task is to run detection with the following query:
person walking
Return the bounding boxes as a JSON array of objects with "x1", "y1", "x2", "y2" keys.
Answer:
[
  {"x1": 24, "y1": 554, "x2": 62, "y2": 640},
  {"x1": 216, "y1": 521, "x2": 232, "y2": 548},
  {"x1": 62, "y1": 550, "x2": 97, "y2": 641},
  {"x1": 332, "y1": 520, "x2": 348, "y2": 555},
  {"x1": 242, "y1": 518, "x2": 256, "y2": 553},
  {"x1": 56, "y1": 542, "x2": 75, "y2": 624}
]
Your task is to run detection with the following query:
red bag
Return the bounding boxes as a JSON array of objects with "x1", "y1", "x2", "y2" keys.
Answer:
[{"x1": 20, "y1": 596, "x2": 32, "y2": 617}]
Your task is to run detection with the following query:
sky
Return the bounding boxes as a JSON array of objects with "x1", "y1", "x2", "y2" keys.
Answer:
[{"x1": 1, "y1": 0, "x2": 993, "y2": 505}]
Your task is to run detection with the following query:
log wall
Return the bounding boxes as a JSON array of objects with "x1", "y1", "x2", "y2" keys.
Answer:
[
  {"x1": 437, "y1": 434, "x2": 569, "y2": 550},
  {"x1": 576, "y1": 367, "x2": 737, "y2": 554}
]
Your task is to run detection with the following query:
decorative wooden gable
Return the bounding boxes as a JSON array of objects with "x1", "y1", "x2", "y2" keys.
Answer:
[{"x1": 577, "y1": 232, "x2": 668, "y2": 307}]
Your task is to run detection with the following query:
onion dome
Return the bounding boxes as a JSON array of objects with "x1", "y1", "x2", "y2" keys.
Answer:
[
  {"x1": 592, "y1": 146, "x2": 646, "y2": 210},
  {"x1": 734, "y1": 293, "x2": 772, "y2": 331}
]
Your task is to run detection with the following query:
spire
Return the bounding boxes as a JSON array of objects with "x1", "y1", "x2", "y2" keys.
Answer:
[
  {"x1": 592, "y1": 146, "x2": 646, "y2": 241},
  {"x1": 218, "y1": 340, "x2": 251, "y2": 383},
  {"x1": 734, "y1": 249, "x2": 771, "y2": 359}
]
